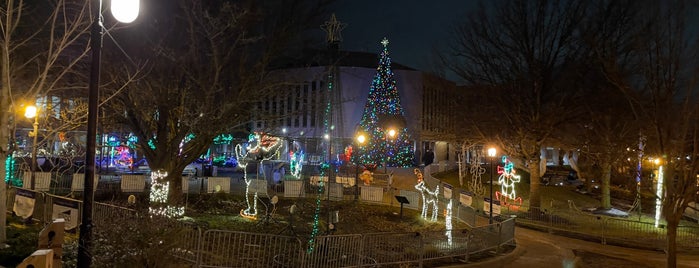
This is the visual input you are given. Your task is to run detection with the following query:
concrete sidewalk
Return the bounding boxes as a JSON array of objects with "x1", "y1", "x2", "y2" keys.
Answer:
[{"x1": 443, "y1": 226, "x2": 699, "y2": 268}]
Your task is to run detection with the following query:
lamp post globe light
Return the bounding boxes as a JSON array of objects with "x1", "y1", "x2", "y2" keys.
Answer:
[
  {"x1": 487, "y1": 147, "x2": 497, "y2": 224},
  {"x1": 24, "y1": 105, "x2": 39, "y2": 190},
  {"x1": 354, "y1": 133, "x2": 366, "y2": 200},
  {"x1": 79, "y1": 0, "x2": 140, "y2": 267}
]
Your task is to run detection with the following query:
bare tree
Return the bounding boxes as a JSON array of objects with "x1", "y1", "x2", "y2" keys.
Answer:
[
  {"x1": 588, "y1": 0, "x2": 699, "y2": 265},
  {"x1": 103, "y1": 0, "x2": 329, "y2": 207},
  {"x1": 572, "y1": 0, "x2": 653, "y2": 211},
  {"x1": 443, "y1": 0, "x2": 588, "y2": 209},
  {"x1": 0, "y1": 0, "x2": 93, "y2": 245},
  {"x1": 629, "y1": 2, "x2": 699, "y2": 266}
]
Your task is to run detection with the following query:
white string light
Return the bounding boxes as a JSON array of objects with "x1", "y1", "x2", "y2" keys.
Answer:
[{"x1": 148, "y1": 170, "x2": 184, "y2": 218}]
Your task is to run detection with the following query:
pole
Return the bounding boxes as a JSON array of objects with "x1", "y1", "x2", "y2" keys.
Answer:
[
  {"x1": 354, "y1": 162, "x2": 359, "y2": 200},
  {"x1": 78, "y1": 0, "x2": 102, "y2": 266},
  {"x1": 30, "y1": 117, "x2": 38, "y2": 190},
  {"x1": 489, "y1": 157, "x2": 493, "y2": 224}
]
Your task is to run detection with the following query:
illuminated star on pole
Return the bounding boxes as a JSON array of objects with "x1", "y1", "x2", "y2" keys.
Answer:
[{"x1": 321, "y1": 13, "x2": 347, "y2": 43}]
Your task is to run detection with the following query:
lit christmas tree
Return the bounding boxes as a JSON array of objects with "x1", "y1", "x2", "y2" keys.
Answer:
[{"x1": 356, "y1": 38, "x2": 413, "y2": 167}]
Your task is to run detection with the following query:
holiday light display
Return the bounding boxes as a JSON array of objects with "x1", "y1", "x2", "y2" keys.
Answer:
[
  {"x1": 213, "y1": 134, "x2": 234, "y2": 145},
  {"x1": 308, "y1": 73, "x2": 335, "y2": 254},
  {"x1": 655, "y1": 165, "x2": 664, "y2": 228},
  {"x1": 445, "y1": 200, "x2": 453, "y2": 246},
  {"x1": 5, "y1": 156, "x2": 19, "y2": 186},
  {"x1": 235, "y1": 133, "x2": 281, "y2": 219},
  {"x1": 148, "y1": 170, "x2": 184, "y2": 217},
  {"x1": 112, "y1": 146, "x2": 133, "y2": 168},
  {"x1": 414, "y1": 168, "x2": 439, "y2": 221},
  {"x1": 468, "y1": 150, "x2": 487, "y2": 195},
  {"x1": 496, "y1": 156, "x2": 522, "y2": 206},
  {"x1": 289, "y1": 150, "x2": 304, "y2": 179},
  {"x1": 355, "y1": 38, "x2": 413, "y2": 167}
]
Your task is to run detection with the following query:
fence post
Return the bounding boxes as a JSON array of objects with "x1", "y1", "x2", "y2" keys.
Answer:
[
  {"x1": 418, "y1": 232, "x2": 424, "y2": 268},
  {"x1": 41, "y1": 192, "x2": 49, "y2": 224},
  {"x1": 601, "y1": 218, "x2": 607, "y2": 245},
  {"x1": 193, "y1": 226, "x2": 202, "y2": 267},
  {"x1": 496, "y1": 222, "x2": 503, "y2": 254}
]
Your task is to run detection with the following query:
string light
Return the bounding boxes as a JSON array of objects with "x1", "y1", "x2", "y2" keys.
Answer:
[
  {"x1": 148, "y1": 170, "x2": 184, "y2": 218},
  {"x1": 5, "y1": 156, "x2": 19, "y2": 186},
  {"x1": 308, "y1": 73, "x2": 334, "y2": 254},
  {"x1": 414, "y1": 168, "x2": 439, "y2": 221},
  {"x1": 235, "y1": 132, "x2": 281, "y2": 219},
  {"x1": 655, "y1": 165, "x2": 664, "y2": 228},
  {"x1": 445, "y1": 200, "x2": 453, "y2": 246},
  {"x1": 356, "y1": 38, "x2": 413, "y2": 167},
  {"x1": 496, "y1": 156, "x2": 522, "y2": 205},
  {"x1": 289, "y1": 150, "x2": 304, "y2": 179}
]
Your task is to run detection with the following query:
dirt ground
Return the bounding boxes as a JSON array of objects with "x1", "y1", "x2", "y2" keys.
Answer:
[{"x1": 185, "y1": 195, "x2": 471, "y2": 238}]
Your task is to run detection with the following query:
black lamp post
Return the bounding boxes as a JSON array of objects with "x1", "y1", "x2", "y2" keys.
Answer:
[
  {"x1": 487, "y1": 147, "x2": 497, "y2": 224},
  {"x1": 24, "y1": 105, "x2": 39, "y2": 190},
  {"x1": 79, "y1": 1, "x2": 139, "y2": 267}
]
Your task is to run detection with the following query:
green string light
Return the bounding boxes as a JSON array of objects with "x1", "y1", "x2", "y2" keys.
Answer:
[{"x1": 308, "y1": 75, "x2": 334, "y2": 253}]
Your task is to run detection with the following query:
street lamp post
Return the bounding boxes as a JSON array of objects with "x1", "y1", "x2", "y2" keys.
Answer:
[
  {"x1": 79, "y1": 1, "x2": 139, "y2": 267},
  {"x1": 487, "y1": 147, "x2": 497, "y2": 224},
  {"x1": 354, "y1": 133, "x2": 366, "y2": 200},
  {"x1": 24, "y1": 105, "x2": 39, "y2": 190}
]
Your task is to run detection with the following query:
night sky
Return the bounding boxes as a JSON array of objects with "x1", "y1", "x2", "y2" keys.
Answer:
[{"x1": 329, "y1": 0, "x2": 478, "y2": 74}]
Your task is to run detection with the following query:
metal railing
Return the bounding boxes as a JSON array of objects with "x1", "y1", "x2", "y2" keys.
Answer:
[{"x1": 185, "y1": 219, "x2": 514, "y2": 268}]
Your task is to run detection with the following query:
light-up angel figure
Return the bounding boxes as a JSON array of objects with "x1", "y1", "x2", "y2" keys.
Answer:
[
  {"x1": 289, "y1": 150, "x2": 304, "y2": 179},
  {"x1": 414, "y1": 168, "x2": 439, "y2": 221},
  {"x1": 235, "y1": 132, "x2": 281, "y2": 219},
  {"x1": 496, "y1": 156, "x2": 523, "y2": 206}
]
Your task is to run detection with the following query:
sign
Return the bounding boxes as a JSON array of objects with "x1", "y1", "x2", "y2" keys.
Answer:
[
  {"x1": 483, "y1": 197, "x2": 501, "y2": 216},
  {"x1": 52, "y1": 198, "x2": 79, "y2": 230},
  {"x1": 13, "y1": 188, "x2": 36, "y2": 219},
  {"x1": 460, "y1": 191, "x2": 474, "y2": 207},
  {"x1": 443, "y1": 183, "x2": 453, "y2": 199}
]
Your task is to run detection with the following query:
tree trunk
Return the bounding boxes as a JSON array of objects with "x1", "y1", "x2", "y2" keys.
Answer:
[
  {"x1": 528, "y1": 158, "x2": 542, "y2": 209},
  {"x1": 167, "y1": 171, "x2": 184, "y2": 206},
  {"x1": 601, "y1": 160, "x2": 612, "y2": 209},
  {"x1": 666, "y1": 214, "x2": 679, "y2": 268}
]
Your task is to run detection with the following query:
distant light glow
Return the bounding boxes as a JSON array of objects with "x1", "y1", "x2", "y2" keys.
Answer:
[
  {"x1": 356, "y1": 134, "x2": 366, "y2": 144},
  {"x1": 24, "y1": 105, "x2": 37, "y2": 119}
]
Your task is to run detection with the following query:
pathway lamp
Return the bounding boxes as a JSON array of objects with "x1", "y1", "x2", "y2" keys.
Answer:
[
  {"x1": 24, "y1": 105, "x2": 39, "y2": 190},
  {"x1": 79, "y1": 0, "x2": 140, "y2": 266},
  {"x1": 487, "y1": 147, "x2": 497, "y2": 224},
  {"x1": 354, "y1": 132, "x2": 366, "y2": 199}
]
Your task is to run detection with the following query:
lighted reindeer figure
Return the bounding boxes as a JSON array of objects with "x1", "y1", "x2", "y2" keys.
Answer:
[
  {"x1": 414, "y1": 168, "x2": 439, "y2": 221},
  {"x1": 496, "y1": 156, "x2": 523, "y2": 206}
]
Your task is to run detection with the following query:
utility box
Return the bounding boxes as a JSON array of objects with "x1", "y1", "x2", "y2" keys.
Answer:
[
  {"x1": 17, "y1": 249, "x2": 53, "y2": 268},
  {"x1": 38, "y1": 218, "x2": 65, "y2": 267}
]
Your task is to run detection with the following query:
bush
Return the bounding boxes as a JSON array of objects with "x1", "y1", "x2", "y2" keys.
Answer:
[{"x1": 0, "y1": 218, "x2": 41, "y2": 266}]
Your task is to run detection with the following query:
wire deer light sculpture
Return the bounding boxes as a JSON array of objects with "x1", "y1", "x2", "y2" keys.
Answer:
[
  {"x1": 468, "y1": 149, "x2": 487, "y2": 196},
  {"x1": 414, "y1": 168, "x2": 439, "y2": 221}
]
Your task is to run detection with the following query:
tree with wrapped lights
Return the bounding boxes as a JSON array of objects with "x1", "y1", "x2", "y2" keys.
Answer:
[{"x1": 356, "y1": 38, "x2": 413, "y2": 168}]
